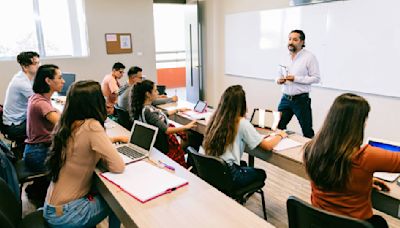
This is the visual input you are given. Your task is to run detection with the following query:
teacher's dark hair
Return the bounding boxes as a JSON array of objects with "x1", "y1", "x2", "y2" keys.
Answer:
[
  {"x1": 291, "y1": 29, "x2": 306, "y2": 47},
  {"x1": 47, "y1": 80, "x2": 107, "y2": 182},
  {"x1": 303, "y1": 93, "x2": 370, "y2": 190}
]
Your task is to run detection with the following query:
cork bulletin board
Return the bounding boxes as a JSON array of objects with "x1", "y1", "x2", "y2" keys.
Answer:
[{"x1": 105, "y1": 33, "x2": 132, "y2": 54}]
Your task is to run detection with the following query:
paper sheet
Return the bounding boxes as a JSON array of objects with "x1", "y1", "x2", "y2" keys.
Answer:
[{"x1": 273, "y1": 138, "x2": 303, "y2": 151}]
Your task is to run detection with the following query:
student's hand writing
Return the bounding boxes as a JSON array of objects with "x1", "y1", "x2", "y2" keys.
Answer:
[
  {"x1": 285, "y1": 75, "x2": 295, "y2": 81},
  {"x1": 171, "y1": 95, "x2": 178, "y2": 102},
  {"x1": 275, "y1": 129, "x2": 288, "y2": 139},
  {"x1": 372, "y1": 177, "x2": 390, "y2": 192},
  {"x1": 277, "y1": 78, "x2": 286, "y2": 84},
  {"x1": 185, "y1": 120, "x2": 197, "y2": 130}
]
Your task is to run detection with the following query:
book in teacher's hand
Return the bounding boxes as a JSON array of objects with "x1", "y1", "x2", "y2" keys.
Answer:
[{"x1": 100, "y1": 160, "x2": 188, "y2": 203}]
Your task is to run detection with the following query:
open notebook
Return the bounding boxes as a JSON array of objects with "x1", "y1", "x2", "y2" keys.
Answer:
[{"x1": 100, "y1": 160, "x2": 188, "y2": 203}]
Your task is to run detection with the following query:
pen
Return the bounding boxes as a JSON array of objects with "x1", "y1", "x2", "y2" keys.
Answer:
[{"x1": 158, "y1": 160, "x2": 175, "y2": 171}]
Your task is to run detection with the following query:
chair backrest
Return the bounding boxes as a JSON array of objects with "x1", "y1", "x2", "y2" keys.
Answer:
[
  {"x1": 114, "y1": 106, "x2": 133, "y2": 130},
  {"x1": 0, "y1": 104, "x2": 6, "y2": 133},
  {"x1": 157, "y1": 85, "x2": 167, "y2": 95},
  {"x1": 187, "y1": 147, "x2": 234, "y2": 195},
  {"x1": 0, "y1": 177, "x2": 22, "y2": 228},
  {"x1": 287, "y1": 196, "x2": 373, "y2": 228}
]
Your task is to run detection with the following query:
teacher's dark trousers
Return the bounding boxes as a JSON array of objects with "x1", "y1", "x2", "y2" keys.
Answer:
[{"x1": 277, "y1": 93, "x2": 314, "y2": 138}]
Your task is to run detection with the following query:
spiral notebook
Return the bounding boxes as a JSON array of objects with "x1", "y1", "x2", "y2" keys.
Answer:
[{"x1": 100, "y1": 160, "x2": 188, "y2": 203}]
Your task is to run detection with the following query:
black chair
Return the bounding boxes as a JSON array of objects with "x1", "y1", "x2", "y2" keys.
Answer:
[
  {"x1": 187, "y1": 147, "x2": 267, "y2": 220},
  {"x1": 157, "y1": 85, "x2": 167, "y2": 95},
  {"x1": 15, "y1": 159, "x2": 48, "y2": 198},
  {"x1": 286, "y1": 196, "x2": 373, "y2": 228},
  {"x1": 0, "y1": 178, "x2": 47, "y2": 228},
  {"x1": 114, "y1": 106, "x2": 133, "y2": 130}
]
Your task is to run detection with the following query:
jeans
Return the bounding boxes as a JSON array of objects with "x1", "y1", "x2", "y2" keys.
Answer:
[
  {"x1": 277, "y1": 93, "x2": 314, "y2": 138},
  {"x1": 43, "y1": 194, "x2": 120, "y2": 228},
  {"x1": 227, "y1": 163, "x2": 266, "y2": 189},
  {"x1": 23, "y1": 143, "x2": 50, "y2": 172},
  {"x1": 2, "y1": 121, "x2": 27, "y2": 144}
]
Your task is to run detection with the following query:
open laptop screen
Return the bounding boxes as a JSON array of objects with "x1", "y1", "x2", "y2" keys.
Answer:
[
  {"x1": 60, "y1": 73, "x2": 76, "y2": 96},
  {"x1": 130, "y1": 123, "x2": 157, "y2": 151},
  {"x1": 368, "y1": 139, "x2": 400, "y2": 152}
]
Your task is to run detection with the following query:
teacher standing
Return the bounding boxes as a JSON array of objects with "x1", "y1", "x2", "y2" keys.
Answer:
[{"x1": 276, "y1": 30, "x2": 320, "y2": 138}]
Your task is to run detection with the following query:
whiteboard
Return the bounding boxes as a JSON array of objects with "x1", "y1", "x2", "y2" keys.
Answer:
[{"x1": 224, "y1": 0, "x2": 400, "y2": 97}]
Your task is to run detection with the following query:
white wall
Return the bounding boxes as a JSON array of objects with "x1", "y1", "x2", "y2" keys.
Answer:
[
  {"x1": 202, "y1": 0, "x2": 400, "y2": 142},
  {"x1": 0, "y1": 0, "x2": 156, "y2": 102}
]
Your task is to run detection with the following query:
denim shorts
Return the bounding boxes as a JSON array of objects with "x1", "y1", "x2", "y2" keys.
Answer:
[{"x1": 43, "y1": 194, "x2": 119, "y2": 228}]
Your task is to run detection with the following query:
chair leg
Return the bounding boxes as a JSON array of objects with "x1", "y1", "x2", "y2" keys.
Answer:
[{"x1": 258, "y1": 189, "x2": 267, "y2": 220}]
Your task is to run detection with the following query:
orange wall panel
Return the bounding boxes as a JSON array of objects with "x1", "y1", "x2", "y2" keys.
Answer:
[{"x1": 157, "y1": 67, "x2": 186, "y2": 88}]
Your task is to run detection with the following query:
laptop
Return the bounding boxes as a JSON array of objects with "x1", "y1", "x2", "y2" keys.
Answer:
[
  {"x1": 182, "y1": 100, "x2": 211, "y2": 120},
  {"x1": 116, "y1": 121, "x2": 158, "y2": 164},
  {"x1": 369, "y1": 138, "x2": 400, "y2": 182}
]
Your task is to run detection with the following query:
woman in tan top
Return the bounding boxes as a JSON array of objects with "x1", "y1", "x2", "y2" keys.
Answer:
[
  {"x1": 43, "y1": 80, "x2": 127, "y2": 228},
  {"x1": 304, "y1": 93, "x2": 400, "y2": 228}
]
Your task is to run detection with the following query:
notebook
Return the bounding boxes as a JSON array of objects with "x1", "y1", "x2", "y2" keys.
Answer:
[
  {"x1": 100, "y1": 160, "x2": 188, "y2": 203},
  {"x1": 369, "y1": 138, "x2": 400, "y2": 182},
  {"x1": 116, "y1": 121, "x2": 158, "y2": 164},
  {"x1": 182, "y1": 100, "x2": 210, "y2": 120},
  {"x1": 250, "y1": 108, "x2": 280, "y2": 130}
]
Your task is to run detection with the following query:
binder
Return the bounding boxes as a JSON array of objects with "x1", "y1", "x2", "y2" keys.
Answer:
[{"x1": 100, "y1": 160, "x2": 188, "y2": 203}]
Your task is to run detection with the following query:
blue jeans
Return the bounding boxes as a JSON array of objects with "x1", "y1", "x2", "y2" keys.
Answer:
[
  {"x1": 43, "y1": 194, "x2": 120, "y2": 228},
  {"x1": 277, "y1": 93, "x2": 314, "y2": 138},
  {"x1": 228, "y1": 163, "x2": 266, "y2": 189},
  {"x1": 23, "y1": 143, "x2": 50, "y2": 172}
]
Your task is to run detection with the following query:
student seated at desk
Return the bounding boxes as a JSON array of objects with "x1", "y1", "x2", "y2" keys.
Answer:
[
  {"x1": 24, "y1": 64, "x2": 64, "y2": 206},
  {"x1": 130, "y1": 80, "x2": 196, "y2": 167},
  {"x1": 116, "y1": 66, "x2": 177, "y2": 112},
  {"x1": 303, "y1": 93, "x2": 400, "y2": 228},
  {"x1": 44, "y1": 81, "x2": 127, "y2": 228},
  {"x1": 202, "y1": 85, "x2": 287, "y2": 188}
]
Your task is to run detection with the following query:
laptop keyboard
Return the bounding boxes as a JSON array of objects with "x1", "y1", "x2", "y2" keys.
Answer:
[{"x1": 117, "y1": 146, "x2": 145, "y2": 160}]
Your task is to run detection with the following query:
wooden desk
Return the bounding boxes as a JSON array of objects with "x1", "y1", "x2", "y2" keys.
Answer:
[
  {"x1": 158, "y1": 101, "x2": 400, "y2": 219},
  {"x1": 158, "y1": 101, "x2": 208, "y2": 135},
  {"x1": 98, "y1": 119, "x2": 273, "y2": 228}
]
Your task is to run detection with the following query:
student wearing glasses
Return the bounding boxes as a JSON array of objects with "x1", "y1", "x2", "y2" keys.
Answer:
[
  {"x1": 303, "y1": 93, "x2": 400, "y2": 228},
  {"x1": 44, "y1": 80, "x2": 126, "y2": 228},
  {"x1": 117, "y1": 66, "x2": 177, "y2": 112},
  {"x1": 101, "y1": 62, "x2": 126, "y2": 114}
]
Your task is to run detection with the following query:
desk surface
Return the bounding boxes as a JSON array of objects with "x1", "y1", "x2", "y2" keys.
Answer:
[
  {"x1": 99, "y1": 119, "x2": 273, "y2": 228},
  {"x1": 158, "y1": 101, "x2": 400, "y2": 219}
]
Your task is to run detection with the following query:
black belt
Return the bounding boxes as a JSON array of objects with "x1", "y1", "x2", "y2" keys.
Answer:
[{"x1": 283, "y1": 93, "x2": 309, "y2": 101}]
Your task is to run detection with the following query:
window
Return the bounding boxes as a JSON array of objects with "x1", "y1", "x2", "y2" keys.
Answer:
[{"x1": 0, "y1": 0, "x2": 88, "y2": 59}]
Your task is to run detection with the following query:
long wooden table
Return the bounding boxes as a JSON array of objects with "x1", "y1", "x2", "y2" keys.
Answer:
[
  {"x1": 158, "y1": 101, "x2": 400, "y2": 219},
  {"x1": 97, "y1": 119, "x2": 273, "y2": 228}
]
